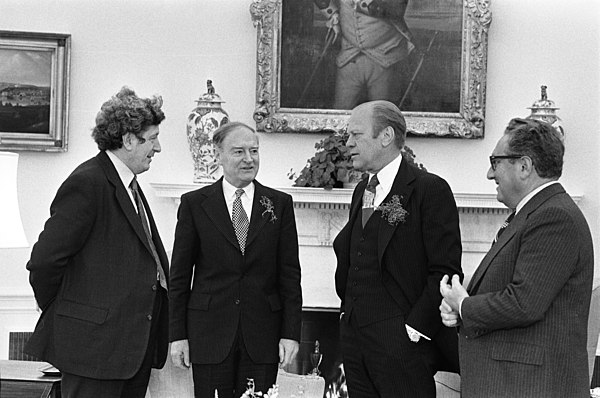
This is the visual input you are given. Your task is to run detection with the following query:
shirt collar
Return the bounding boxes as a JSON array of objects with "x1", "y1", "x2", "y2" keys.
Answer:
[
  {"x1": 515, "y1": 180, "x2": 560, "y2": 214},
  {"x1": 369, "y1": 153, "x2": 403, "y2": 193},
  {"x1": 222, "y1": 178, "x2": 255, "y2": 200},
  {"x1": 106, "y1": 150, "x2": 136, "y2": 188}
]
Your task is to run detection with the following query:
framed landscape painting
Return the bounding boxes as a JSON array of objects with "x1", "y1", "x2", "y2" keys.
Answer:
[
  {"x1": 0, "y1": 31, "x2": 71, "y2": 151},
  {"x1": 250, "y1": 0, "x2": 491, "y2": 138}
]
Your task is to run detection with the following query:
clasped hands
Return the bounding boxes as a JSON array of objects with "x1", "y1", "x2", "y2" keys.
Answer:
[{"x1": 439, "y1": 274, "x2": 469, "y2": 328}]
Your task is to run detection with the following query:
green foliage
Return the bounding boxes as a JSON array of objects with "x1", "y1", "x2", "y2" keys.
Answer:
[{"x1": 289, "y1": 131, "x2": 426, "y2": 189}]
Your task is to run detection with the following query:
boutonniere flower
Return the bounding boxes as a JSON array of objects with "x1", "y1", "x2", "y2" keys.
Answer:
[
  {"x1": 260, "y1": 196, "x2": 277, "y2": 223},
  {"x1": 377, "y1": 195, "x2": 409, "y2": 226}
]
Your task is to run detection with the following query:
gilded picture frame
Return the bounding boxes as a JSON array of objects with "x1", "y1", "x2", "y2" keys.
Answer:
[
  {"x1": 250, "y1": 0, "x2": 491, "y2": 138},
  {"x1": 0, "y1": 31, "x2": 71, "y2": 151}
]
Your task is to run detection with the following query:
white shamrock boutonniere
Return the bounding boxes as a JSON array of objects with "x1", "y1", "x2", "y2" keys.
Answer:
[
  {"x1": 260, "y1": 196, "x2": 277, "y2": 223},
  {"x1": 377, "y1": 195, "x2": 408, "y2": 226}
]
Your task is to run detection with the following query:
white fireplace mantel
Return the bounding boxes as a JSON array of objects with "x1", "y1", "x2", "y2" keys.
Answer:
[
  {"x1": 150, "y1": 182, "x2": 582, "y2": 309},
  {"x1": 150, "y1": 182, "x2": 549, "y2": 210}
]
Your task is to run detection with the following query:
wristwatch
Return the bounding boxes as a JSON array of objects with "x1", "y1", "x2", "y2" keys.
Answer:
[{"x1": 407, "y1": 329, "x2": 421, "y2": 343}]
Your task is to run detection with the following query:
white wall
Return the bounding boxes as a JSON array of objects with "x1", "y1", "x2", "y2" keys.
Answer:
[{"x1": 0, "y1": 0, "x2": 599, "y2": 355}]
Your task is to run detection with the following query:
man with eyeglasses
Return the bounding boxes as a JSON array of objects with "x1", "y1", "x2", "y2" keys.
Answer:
[{"x1": 439, "y1": 118, "x2": 594, "y2": 397}]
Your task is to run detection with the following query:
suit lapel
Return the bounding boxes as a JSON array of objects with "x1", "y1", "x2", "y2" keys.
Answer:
[
  {"x1": 246, "y1": 181, "x2": 270, "y2": 250},
  {"x1": 349, "y1": 178, "x2": 368, "y2": 228},
  {"x1": 138, "y1": 185, "x2": 169, "y2": 272},
  {"x1": 467, "y1": 220, "x2": 519, "y2": 293},
  {"x1": 377, "y1": 160, "x2": 415, "y2": 266},
  {"x1": 96, "y1": 152, "x2": 151, "y2": 253},
  {"x1": 467, "y1": 183, "x2": 566, "y2": 293},
  {"x1": 200, "y1": 179, "x2": 240, "y2": 251}
]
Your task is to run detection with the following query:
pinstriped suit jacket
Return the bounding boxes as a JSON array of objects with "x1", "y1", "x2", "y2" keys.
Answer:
[
  {"x1": 25, "y1": 151, "x2": 170, "y2": 379},
  {"x1": 169, "y1": 179, "x2": 302, "y2": 364},
  {"x1": 459, "y1": 183, "x2": 594, "y2": 397},
  {"x1": 334, "y1": 160, "x2": 463, "y2": 373}
]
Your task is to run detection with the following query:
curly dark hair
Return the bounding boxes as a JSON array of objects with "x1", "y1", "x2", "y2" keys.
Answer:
[{"x1": 92, "y1": 86, "x2": 165, "y2": 150}]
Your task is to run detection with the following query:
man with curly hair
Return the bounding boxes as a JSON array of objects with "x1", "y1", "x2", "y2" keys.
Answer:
[{"x1": 25, "y1": 86, "x2": 169, "y2": 398}]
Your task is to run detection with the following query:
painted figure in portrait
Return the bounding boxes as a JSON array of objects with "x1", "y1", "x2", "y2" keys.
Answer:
[{"x1": 280, "y1": 0, "x2": 462, "y2": 113}]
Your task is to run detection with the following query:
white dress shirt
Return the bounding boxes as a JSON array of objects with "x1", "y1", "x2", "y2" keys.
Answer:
[
  {"x1": 106, "y1": 150, "x2": 137, "y2": 210},
  {"x1": 369, "y1": 153, "x2": 430, "y2": 342},
  {"x1": 222, "y1": 178, "x2": 255, "y2": 222}
]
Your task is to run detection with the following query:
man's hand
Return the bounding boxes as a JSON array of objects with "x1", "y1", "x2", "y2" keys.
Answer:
[
  {"x1": 325, "y1": 12, "x2": 340, "y2": 44},
  {"x1": 440, "y1": 298, "x2": 461, "y2": 327},
  {"x1": 278, "y1": 338, "x2": 299, "y2": 369},
  {"x1": 170, "y1": 339, "x2": 190, "y2": 369},
  {"x1": 439, "y1": 274, "x2": 468, "y2": 327}
]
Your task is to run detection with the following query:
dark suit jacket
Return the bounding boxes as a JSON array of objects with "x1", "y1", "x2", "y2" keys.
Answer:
[
  {"x1": 334, "y1": 160, "x2": 463, "y2": 372},
  {"x1": 25, "y1": 151, "x2": 169, "y2": 379},
  {"x1": 460, "y1": 183, "x2": 594, "y2": 398},
  {"x1": 169, "y1": 179, "x2": 302, "y2": 364}
]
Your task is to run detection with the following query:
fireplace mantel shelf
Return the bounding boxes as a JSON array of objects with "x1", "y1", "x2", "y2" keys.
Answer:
[{"x1": 150, "y1": 182, "x2": 582, "y2": 209}]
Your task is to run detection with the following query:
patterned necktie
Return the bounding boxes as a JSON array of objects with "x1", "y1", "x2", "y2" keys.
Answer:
[
  {"x1": 493, "y1": 211, "x2": 515, "y2": 245},
  {"x1": 232, "y1": 189, "x2": 250, "y2": 254},
  {"x1": 361, "y1": 174, "x2": 379, "y2": 228},
  {"x1": 130, "y1": 177, "x2": 168, "y2": 290}
]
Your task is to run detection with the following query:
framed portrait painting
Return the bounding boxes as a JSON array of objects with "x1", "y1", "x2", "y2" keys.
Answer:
[
  {"x1": 250, "y1": 0, "x2": 491, "y2": 138},
  {"x1": 0, "y1": 31, "x2": 71, "y2": 151}
]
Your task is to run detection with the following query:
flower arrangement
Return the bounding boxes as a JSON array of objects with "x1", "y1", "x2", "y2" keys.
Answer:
[
  {"x1": 288, "y1": 131, "x2": 426, "y2": 189},
  {"x1": 260, "y1": 196, "x2": 277, "y2": 223},
  {"x1": 377, "y1": 195, "x2": 409, "y2": 226},
  {"x1": 237, "y1": 379, "x2": 279, "y2": 398}
]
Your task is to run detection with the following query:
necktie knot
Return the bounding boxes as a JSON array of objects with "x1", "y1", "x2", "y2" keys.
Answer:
[
  {"x1": 367, "y1": 174, "x2": 379, "y2": 193},
  {"x1": 130, "y1": 176, "x2": 139, "y2": 191},
  {"x1": 235, "y1": 188, "x2": 245, "y2": 199},
  {"x1": 494, "y1": 211, "x2": 515, "y2": 244}
]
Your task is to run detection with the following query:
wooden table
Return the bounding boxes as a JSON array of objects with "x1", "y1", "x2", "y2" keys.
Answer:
[{"x1": 0, "y1": 360, "x2": 61, "y2": 398}]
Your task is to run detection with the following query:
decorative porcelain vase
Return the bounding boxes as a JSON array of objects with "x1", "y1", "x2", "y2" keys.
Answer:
[
  {"x1": 527, "y1": 85, "x2": 564, "y2": 139},
  {"x1": 186, "y1": 80, "x2": 229, "y2": 183}
]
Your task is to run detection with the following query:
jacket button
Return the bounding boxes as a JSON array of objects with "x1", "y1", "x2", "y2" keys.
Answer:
[
  {"x1": 354, "y1": 267, "x2": 359, "y2": 271},
  {"x1": 357, "y1": 252, "x2": 362, "y2": 256},
  {"x1": 235, "y1": 299, "x2": 240, "y2": 305},
  {"x1": 147, "y1": 314, "x2": 152, "y2": 321},
  {"x1": 151, "y1": 285, "x2": 157, "y2": 291}
]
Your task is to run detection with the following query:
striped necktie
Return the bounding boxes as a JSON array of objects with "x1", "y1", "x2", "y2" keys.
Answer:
[
  {"x1": 130, "y1": 177, "x2": 168, "y2": 290},
  {"x1": 362, "y1": 174, "x2": 379, "y2": 228},
  {"x1": 232, "y1": 189, "x2": 250, "y2": 254},
  {"x1": 493, "y1": 211, "x2": 515, "y2": 245}
]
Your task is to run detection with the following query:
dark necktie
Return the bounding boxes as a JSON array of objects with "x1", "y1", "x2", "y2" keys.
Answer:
[
  {"x1": 362, "y1": 174, "x2": 379, "y2": 228},
  {"x1": 232, "y1": 189, "x2": 250, "y2": 254},
  {"x1": 130, "y1": 177, "x2": 168, "y2": 290},
  {"x1": 493, "y1": 211, "x2": 515, "y2": 245}
]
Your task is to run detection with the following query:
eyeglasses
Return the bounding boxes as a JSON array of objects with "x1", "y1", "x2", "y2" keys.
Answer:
[{"x1": 489, "y1": 155, "x2": 524, "y2": 171}]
